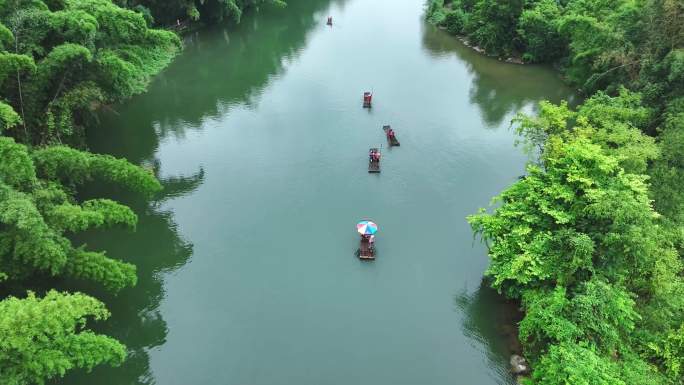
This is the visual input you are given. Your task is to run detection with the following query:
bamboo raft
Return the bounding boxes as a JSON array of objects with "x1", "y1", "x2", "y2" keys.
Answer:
[
  {"x1": 358, "y1": 237, "x2": 376, "y2": 260},
  {"x1": 368, "y1": 148, "x2": 381, "y2": 173},
  {"x1": 383, "y1": 125, "x2": 400, "y2": 146},
  {"x1": 363, "y1": 92, "x2": 372, "y2": 108}
]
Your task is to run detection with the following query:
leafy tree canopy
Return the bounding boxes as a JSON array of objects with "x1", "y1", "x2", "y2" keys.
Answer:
[
  {"x1": 0, "y1": 136, "x2": 161, "y2": 291},
  {"x1": 469, "y1": 93, "x2": 684, "y2": 384},
  {"x1": 0, "y1": 290, "x2": 126, "y2": 385},
  {"x1": 0, "y1": 0, "x2": 181, "y2": 144}
]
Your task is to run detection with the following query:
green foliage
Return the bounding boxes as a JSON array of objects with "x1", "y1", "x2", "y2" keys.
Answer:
[
  {"x1": 576, "y1": 89, "x2": 658, "y2": 174},
  {"x1": 0, "y1": 136, "x2": 37, "y2": 188},
  {"x1": 0, "y1": 290, "x2": 126, "y2": 385},
  {"x1": 516, "y1": 0, "x2": 564, "y2": 63},
  {"x1": 532, "y1": 342, "x2": 626, "y2": 385},
  {"x1": 470, "y1": 132, "x2": 655, "y2": 293},
  {"x1": 512, "y1": 100, "x2": 573, "y2": 153},
  {"x1": 120, "y1": 0, "x2": 285, "y2": 26},
  {"x1": 65, "y1": 248, "x2": 137, "y2": 291},
  {"x1": 520, "y1": 278, "x2": 640, "y2": 356},
  {"x1": 430, "y1": 0, "x2": 684, "y2": 383},
  {"x1": 0, "y1": 137, "x2": 157, "y2": 291},
  {"x1": 0, "y1": 53, "x2": 36, "y2": 85},
  {"x1": 0, "y1": 0, "x2": 181, "y2": 144},
  {"x1": 426, "y1": 0, "x2": 447, "y2": 25},
  {"x1": 48, "y1": 198, "x2": 137, "y2": 232},
  {"x1": 0, "y1": 100, "x2": 21, "y2": 131},
  {"x1": 650, "y1": 98, "x2": 684, "y2": 223},
  {"x1": 470, "y1": 97, "x2": 684, "y2": 384},
  {"x1": 0, "y1": 1, "x2": 199, "y2": 383},
  {"x1": 659, "y1": 324, "x2": 684, "y2": 379},
  {"x1": 0, "y1": 136, "x2": 153, "y2": 383},
  {"x1": 519, "y1": 287, "x2": 581, "y2": 352},
  {"x1": 32, "y1": 144, "x2": 162, "y2": 196},
  {"x1": 464, "y1": 0, "x2": 524, "y2": 56},
  {"x1": 557, "y1": 0, "x2": 645, "y2": 92},
  {"x1": 132, "y1": 4, "x2": 153, "y2": 26},
  {"x1": 426, "y1": 0, "x2": 683, "y2": 97},
  {"x1": 0, "y1": 22, "x2": 12, "y2": 49},
  {"x1": 443, "y1": 9, "x2": 467, "y2": 35}
]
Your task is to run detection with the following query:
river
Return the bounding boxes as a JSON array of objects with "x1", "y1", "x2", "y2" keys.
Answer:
[{"x1": 61, "y1": 0, "x2": 576, "y2": 384}]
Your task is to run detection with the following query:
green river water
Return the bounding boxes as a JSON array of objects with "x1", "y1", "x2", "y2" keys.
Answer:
[{"x1": 61, "y1": 0, "x2": 577, "y2": 384}]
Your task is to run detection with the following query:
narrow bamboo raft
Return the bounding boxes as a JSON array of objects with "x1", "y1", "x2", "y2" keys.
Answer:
[
  {"x1": 368, "y1": 148, "x2": 381, "y2": 173},
  {"x1": 383, "y1": 125, "x2": 400, "y2": 146},
  {"x1": 358, "y1": 237, "x2": 375, "y2": 260},
  {"x1": 363, "y1": 92, "x2": 372, "y2": 108}
]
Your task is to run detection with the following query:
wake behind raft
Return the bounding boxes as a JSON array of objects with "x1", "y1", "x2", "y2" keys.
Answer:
[{"x1": 356, "y1": 220, "x2": 378, "y2": 260}]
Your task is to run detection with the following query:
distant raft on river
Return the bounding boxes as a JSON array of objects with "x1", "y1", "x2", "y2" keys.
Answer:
[
  {"x1": 368, "y1": 148, "x2": 381, "y2": 173},
  {"x1": 383, "y1": 125, "x2": 400, "y2": 146}
]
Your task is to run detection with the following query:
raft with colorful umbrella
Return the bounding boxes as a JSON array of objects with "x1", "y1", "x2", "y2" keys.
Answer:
[{"x1": 357, "y1": 220, "x2": 378, "y2": 260}]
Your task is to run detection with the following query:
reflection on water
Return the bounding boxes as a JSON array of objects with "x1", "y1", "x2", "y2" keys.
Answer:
[
  {"x1": 155, "y1": 166, "x2": 205, "y2": 202},
  {"x1": 455, "y1": 283, "x2": 525, "y2": 384},
  {"x1": 88, "y1": 0, "x2": 338, "y2": 164},
  {"x1": 61, "y1": 2, "x2": 337, "y2": 384},
  {"x1": 420, "y1": 24, "x2": 571, "y2": 384},
  {"x1": 421, "y1": 24, "x2": 578, "y2": 127},
  {"x1": 59, "y1": 191, "x2": 194, "y2": 385}
]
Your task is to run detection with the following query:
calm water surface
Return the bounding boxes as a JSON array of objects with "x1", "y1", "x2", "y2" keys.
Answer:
[{"x1": 62, "y1": 0, "x2": 576, "y2": 384}]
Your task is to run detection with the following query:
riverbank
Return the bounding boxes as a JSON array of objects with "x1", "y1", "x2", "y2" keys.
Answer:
[
  {"x1": 449, "y1": 0, "x2": 684, "y2": 384},
  {"x1": 426, "y1": 0, "x2": 526, "y2": 64},
  {"x1": 442, "y1": 28, "x2": 525, "y2": 64}
]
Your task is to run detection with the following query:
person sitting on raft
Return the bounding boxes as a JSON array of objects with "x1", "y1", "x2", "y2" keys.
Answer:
[{"x1": 387, "y1": 128, "x2": 395, "y2": 138}]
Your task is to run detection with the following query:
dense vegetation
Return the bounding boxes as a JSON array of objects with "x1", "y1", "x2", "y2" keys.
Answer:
[
  {"x1": 0, "y1": 0, "x2": 181, "y2": 145},
  {"x1": 0, "y1": 0, "x2": 180, "y2": 383},
  {"x1": 114, "y1": 0, "x2": 285, "y2": 26},
  {"x1": 470, "y1": 92, "x2": 684, "y2": 384},
  {"x1": 425, "y1": 0, "x2": 684, "y2": 384},
  {"x1": 426, "y1": 0, "x2": 683, "y2": 95},
  {"x1": 0, "y1": 0, "x2": 289, "y2": 382}
]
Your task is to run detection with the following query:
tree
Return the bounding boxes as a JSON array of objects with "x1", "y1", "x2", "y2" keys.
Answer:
[
  {"x1": 532, "y1": 342, "x2": 626, "y2": 385},
  {"x1": 120, "y1": 0, "x2": 286, "y2": 26},
  {"x1": 465, "y1": 0, "x2": 524, "y2": 56},
  {"x1": 468, "y1": 128, "x2": 659, "y2": 295},
  {"x1": 517, "y1": 0, "x2": 565, "y2": 63},
  {"x1": 469, "y1": 97, "x2": 683, "y2": 384},
  {"x1": 0, "y1": 137, "x2": 161, "y2": 291},
  {"x1": 0, "y1": 0, "x2": 181, "y2": 144},
  {"x1": 0, "y1": 290, "x2": 126, "y2": 385},
  {"x1": 576, "y1": 89, "x2": 658, "y2": 174}
]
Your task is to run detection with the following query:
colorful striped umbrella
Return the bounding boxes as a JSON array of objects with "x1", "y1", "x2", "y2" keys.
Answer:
[{"x1": 357, "y1": 220, "x2": 378, "y2": 235}]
